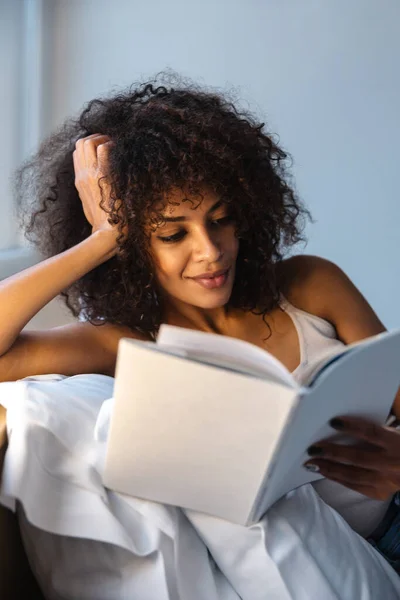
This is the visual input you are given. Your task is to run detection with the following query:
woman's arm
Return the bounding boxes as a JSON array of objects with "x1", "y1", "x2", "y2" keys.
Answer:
[
  {"x1": 0, "y1": 227, "x2": 148, "y2": 382},
  {"x1": 0, "y1": 134, "x2": 147, "y2": 382},
  {"x1": 0, "y1": 134, "x2": 122, "y2": 360},
  {"x1": 281, "y1": 254, "x2": 400, "y2": 500},
  {"x1": 0, "y1": 230, "x2": 115, "y2": 358},
  {"x1": 0, "y1": 231, "x2": 129, "y2": 382},
  {"x1": 281, "y1": 254, "x2": 400, "y2": 416}
]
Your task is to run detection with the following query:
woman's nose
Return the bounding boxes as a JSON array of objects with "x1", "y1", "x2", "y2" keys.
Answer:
[{"x1": 193, "y1": 230, "x2": 222, "y2": 263}]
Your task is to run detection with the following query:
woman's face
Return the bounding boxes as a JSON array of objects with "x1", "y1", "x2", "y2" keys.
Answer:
[{"x1": 149, "y1": 187, "x2": 239, "y2": 310}]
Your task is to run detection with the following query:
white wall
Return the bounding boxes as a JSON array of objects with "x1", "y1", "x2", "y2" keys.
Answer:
[
  {"x1": 0, "y1": 0, "x2": 54, "y2": 263},
  {"x1": 6, "y1": 0, "x2": 400, "y2": 328},
  {"x1": 0, "y1": 0, "x2": 23, "y2": 249}
]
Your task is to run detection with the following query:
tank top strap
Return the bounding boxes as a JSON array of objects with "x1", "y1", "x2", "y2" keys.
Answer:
[
  {"x1": 279, "y1": 294, "x2": 308, "y2": 371},
  {"x1": 279, "y1": 294, "x2": 339, "y2": 376},
  {"x1": 279, "y1": 294, "x2": 337, "y2": 335}
]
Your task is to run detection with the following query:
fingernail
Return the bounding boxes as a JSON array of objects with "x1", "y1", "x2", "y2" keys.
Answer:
[
  {"x1": 304, "y1": 463, "x2": 320, "y2": 473},
  {"x1": 307, "y1": 445, "x2": 324, "y2": 456},
  {"x1": 329, "y1": 418, "x2": 345, "y2": 430}
]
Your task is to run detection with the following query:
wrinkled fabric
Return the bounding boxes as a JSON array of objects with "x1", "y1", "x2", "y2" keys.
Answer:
[
  {"x1": 368, "y1": 491, "x2": 400, "y2": 574},
  {"x1": 1, "y1": 374, "x2": 400, "y2": 600}
]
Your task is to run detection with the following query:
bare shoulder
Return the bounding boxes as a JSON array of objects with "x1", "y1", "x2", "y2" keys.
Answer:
[
  {"x1": 0, "y1": 320, "x2": 149, "y2": 382},
  {"x1": 276, "y1": 254, "x2": 386, "y2": 343}
]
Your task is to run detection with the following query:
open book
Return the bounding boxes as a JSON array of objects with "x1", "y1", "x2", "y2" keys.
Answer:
[{"x1": 102, "y1": 326, "x2": 400, "y2": 525}]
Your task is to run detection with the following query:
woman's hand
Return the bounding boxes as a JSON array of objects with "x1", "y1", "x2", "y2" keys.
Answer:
[
  {"x1": 304, "y1": 416, "x2": 400, "y2": 500},
  {"x1": 73, "y1": 134, "x2": 123, "y2": 243}
]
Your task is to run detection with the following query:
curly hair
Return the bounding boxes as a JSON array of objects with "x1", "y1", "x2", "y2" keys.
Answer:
[{"x1": 15, "y1": 71, "x2": 311, "y2": 337}]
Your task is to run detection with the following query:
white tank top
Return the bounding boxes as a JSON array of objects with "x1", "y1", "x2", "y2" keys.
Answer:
[{"x1": 280, "y1": 296, "x2": 391, "y2": 538}]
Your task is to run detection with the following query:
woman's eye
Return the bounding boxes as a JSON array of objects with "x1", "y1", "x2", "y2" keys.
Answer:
[
  {"x1": 157, "y1": 216, "x2": 233, "y2": 243},
  {"x1": 210, "y1": 215, "x2": 233, "y2": 227},
  {"x1": 158, "y1": 230, "x2": 186, "y2": 243}
]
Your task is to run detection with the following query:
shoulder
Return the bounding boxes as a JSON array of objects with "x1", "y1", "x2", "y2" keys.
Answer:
[
  {"x1": 276, "y1": 254, "x2": 350, "y2": 313},
  {"x1": 276, "y1": 254, "x2": 386, "y2": 343}
]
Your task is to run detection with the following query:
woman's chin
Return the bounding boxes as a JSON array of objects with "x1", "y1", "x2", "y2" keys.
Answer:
[{"x1": 188, "y1": 288, "x2": 233, "y2": 310}]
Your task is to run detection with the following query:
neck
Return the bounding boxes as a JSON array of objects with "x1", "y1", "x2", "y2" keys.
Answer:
[{"x1": 162, "y1": 299, "x2": 232, "y2": 335}]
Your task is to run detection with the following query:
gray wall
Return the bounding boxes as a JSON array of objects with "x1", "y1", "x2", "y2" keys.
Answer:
[
  {"x1": 0, "y1": 0, "x2": 23, "y2": 249},
  {"x1": 4, "y1": 0, "x2": 400, "y2": 328}
]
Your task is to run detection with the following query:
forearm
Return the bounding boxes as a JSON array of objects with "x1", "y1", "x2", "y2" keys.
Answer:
[{"x1": 0, "y1": 231, "x2": 117, "y2": 356}]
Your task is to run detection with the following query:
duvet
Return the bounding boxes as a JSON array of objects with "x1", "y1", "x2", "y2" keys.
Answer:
[{"x1": 0, "y1": 374, "x2": 399, "y2": 600}]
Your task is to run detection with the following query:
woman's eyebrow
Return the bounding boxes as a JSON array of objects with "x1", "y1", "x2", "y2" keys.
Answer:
[{"x1": 162, "y1": 200, "x2": 223, "y2": 222}]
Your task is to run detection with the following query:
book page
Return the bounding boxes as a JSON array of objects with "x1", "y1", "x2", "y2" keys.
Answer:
[
  {"x1": 253, "y1": 328, "x2": 400, "y2": 521},
  {"x1": 157, "y1": 325, "x2": 296, "y2": 387},
  {"x1": 105, "y1": 339, "x2": 298, "y2": 525}
]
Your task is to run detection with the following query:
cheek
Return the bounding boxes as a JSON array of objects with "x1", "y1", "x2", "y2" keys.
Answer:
[
  {"x1": 153, "y1": 247, "x2": 188, "y2": 281},
  {"x1": 224, "y1": 227, "x2": 239, "y2": 256}
]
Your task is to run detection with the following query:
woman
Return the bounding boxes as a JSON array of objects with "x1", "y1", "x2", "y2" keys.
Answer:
[{"x1": 1, "y1": 75, "x2": 400, "y2": 598}]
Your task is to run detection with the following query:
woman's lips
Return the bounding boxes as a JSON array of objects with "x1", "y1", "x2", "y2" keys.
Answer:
[{"x1": 191, "y1": 268, "x2": 230, "y2": 290}]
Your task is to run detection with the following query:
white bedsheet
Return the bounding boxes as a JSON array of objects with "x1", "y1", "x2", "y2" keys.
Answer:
[{"x1": 0, "y1": 374, "x2": 399, "y2": 600}]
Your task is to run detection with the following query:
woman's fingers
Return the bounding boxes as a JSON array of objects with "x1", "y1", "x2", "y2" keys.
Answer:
[
  {"x1": 305, "y1": 458, "x2": 376, "y2": 484},
  {"x1": 328, "y1": 416, "x2": 398, "y2": 448},
  {"x1": 303, "y1": 417, "x2": 400, "y2": 500},
  {"x1": 304, "y1": 459, "x2": 399, "y2": 499},
  {"x1": 72, "y1": 149, "x2": 79, "y2": 182},
  {"x1": 305, "y1": 442, "x2": 398, "y2": 470},
  {"x1": 96, "y1": 140, "x2": 114, "y2": 173},
  {"x1": 75, "y1": 134, "x2": 110, "y2": 171},
  {"x1": 86, "y1": 136, "x2": 110, "y2": 170},
  {"x1": 305, "y1": 417, "x2": 400, "y2": 472},
  {"x1": 72, "y1": 134, "x2": 121, "y2": 241}
]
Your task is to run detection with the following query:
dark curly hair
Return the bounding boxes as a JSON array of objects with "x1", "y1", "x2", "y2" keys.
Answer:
[{"x1": 15, "y1": 71, "x2": 311, "y2": 338}]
